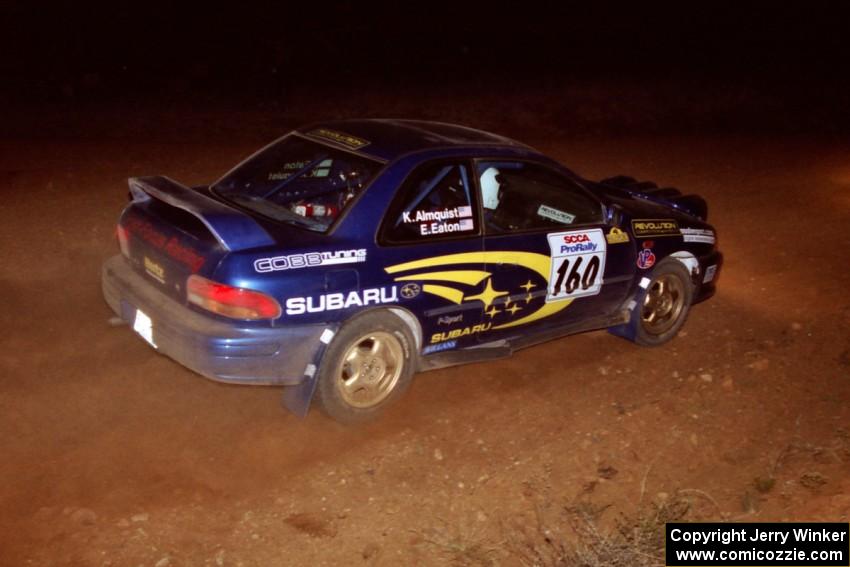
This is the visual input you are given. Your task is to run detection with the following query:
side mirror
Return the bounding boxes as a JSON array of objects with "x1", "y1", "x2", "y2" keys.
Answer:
[{"x1": 605, "y1": 203, "x2": 624, "y2": 226}]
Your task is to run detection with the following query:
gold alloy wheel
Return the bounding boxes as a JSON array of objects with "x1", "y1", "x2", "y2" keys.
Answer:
[
  {"x1": 336, "y1": 331, "x2": 404, "y2": 409},
  {"x1": 640, "y1": 273, "x2": 685, "y2": 336}
]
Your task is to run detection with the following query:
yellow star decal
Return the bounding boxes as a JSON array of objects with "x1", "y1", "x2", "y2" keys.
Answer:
[
  {"x1": 464, "y1": 277, "x2": 508, "y2": 309},
  {"x1": 384, "y1": 252, "x2": 576, "y2": 331},
  {"x1": 485, "y1": 305, "x2": 501, "y2": 318},
  {"x1": 506, "y1": 303, "x2": 522, "y2": 316}
]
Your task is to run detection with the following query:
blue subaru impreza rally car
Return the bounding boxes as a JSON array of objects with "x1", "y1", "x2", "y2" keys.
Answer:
[{"x1": 102, "y1": 120, "x2": 722, "y2": 423}]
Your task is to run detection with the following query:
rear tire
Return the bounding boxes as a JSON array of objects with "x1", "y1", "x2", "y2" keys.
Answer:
[
  {"x1": 314, "y1": 311, "x2": 415, "y2": 424},
  {"x1": 634, "y1": 260, "x2": 694, "y2": 346}
]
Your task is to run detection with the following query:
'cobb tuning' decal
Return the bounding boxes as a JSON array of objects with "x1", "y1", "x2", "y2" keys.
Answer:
[
  {"x1": 546, "y1": 229, "x2": 606, "y2": 302},
  {"x1": 631, "y1": 219, "x2": 680, "y2": 238},
  {"x1": 254, "y1": 249, "x2": 366, "y2": 273}
]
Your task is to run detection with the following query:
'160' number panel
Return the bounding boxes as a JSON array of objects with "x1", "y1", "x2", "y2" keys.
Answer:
[{"x1": 546, "y1": 229, "x2": 607, "y2": 302}]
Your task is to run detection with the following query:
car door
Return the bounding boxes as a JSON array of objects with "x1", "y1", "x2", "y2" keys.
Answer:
[
  {"x1": 474, "y1": 160, "x2": 635, "y2": 342},
  {"x1": 378, "y1": 159, "x2": 488, "y2": 354}
]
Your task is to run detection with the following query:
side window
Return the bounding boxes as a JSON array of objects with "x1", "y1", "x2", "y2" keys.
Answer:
[
  {"x1": 478, "y1": 161, "x2": 603, "y2": 233},
  {"x1": 382, "y1": 162, "x2": 477, "y2": 242}
]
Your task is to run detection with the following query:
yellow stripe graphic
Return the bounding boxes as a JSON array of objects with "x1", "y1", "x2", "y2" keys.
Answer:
[
  {"x1": 386, "y1": 251, "x2": 550, "y2": 279},
  {"x1": 422, "y1": 284, "x2": 466, "y2": 304},
  {"x1": 493, "y1": 299, "x2": 573, "y2": 330},
  {"x1": 387, "y1": 250, "x2": 573, "y2": 330},
  {"x1": 394, "y1": 270, "x2": 491, "y2": 286}
]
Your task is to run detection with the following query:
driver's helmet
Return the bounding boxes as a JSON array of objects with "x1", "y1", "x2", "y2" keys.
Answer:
[{"x1": 480, "y1": 167, "x2": 500, "y2": 210}]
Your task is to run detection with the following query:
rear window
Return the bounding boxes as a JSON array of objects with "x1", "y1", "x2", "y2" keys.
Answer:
[{"x1": 212, "y1": 135, "x2": 382, "y2": 232}]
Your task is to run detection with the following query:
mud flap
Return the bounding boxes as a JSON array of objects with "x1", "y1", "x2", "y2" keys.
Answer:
[
  {"x1": 280, "y1": 325, "x2": 340, "y2": 417},
  {"x1": 606, "y1": 275, "x2": 652, "y2": 342}
]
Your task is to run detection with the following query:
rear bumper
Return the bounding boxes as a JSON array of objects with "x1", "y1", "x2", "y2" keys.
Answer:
[{"x1": 101, "y1": 255, "x2": 329, "y2": 385}]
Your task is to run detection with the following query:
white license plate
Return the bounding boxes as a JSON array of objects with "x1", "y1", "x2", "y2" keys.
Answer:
[{"x1": 133, "y1": 309, "x2": 157, "y2": 349}]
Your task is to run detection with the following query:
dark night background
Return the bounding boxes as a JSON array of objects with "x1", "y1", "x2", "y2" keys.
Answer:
[
  {"x1": 3, "y1": 4, "x2": 850, "y2": 565},
  {"x1": 2, "y1": 3, "x2": 850, "y2": 135}
]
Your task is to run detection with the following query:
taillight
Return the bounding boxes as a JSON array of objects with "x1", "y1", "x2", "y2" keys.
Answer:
[
  {"x1": 186, "y1": 275, "x2": 281, "y2": 320},
  {"x1": 116, "y1": 224, "x2": 130, "y2": 257}
]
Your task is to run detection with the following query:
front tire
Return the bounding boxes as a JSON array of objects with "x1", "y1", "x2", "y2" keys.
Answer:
[
  {"x1": 314, "y1": 311, "x2": 415, "y2": 424},
  {"x1": 634, "y1": 260, "x2": 694, "y2": 346}
]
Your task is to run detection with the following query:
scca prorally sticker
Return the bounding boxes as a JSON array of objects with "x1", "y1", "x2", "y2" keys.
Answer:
[
  {"x1": 680, "y1": 227, "x2": 716, "y2": 244},
  {"x1": 537, "y1": 204, "x2": 575, "y2": 225},
  {"x1": 632, "y1": 219, "x2": 680, "y2": 238},
  {"x1": 546, "y1": 229, "x2": 606, "y2": 302},
  {"x1": 285, "y1": 286, "x2": 398, "y2": 315},
  {"x1": 703, "y1": 264, "x2": 717, "y2": 283},
  {"x1": 254, "y1": 249, "x2": 366, "y2": 273}
]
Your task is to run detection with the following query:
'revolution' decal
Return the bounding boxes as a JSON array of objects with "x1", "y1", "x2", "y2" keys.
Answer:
[
  {"x1": 631, "y1": 219, "x2": 680, "y2": 238},
  {"x1": 537, "y1": 204, "x2": 575, "y2": 224}
]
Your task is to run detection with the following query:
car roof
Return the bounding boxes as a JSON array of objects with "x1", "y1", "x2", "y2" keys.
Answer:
[{"x1": 296, "y1": 119, "x2": 534, "y2": 162}]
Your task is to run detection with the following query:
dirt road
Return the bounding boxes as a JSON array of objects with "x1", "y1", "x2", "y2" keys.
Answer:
[{"x1": 1, "y1": 118, "x2": 848, "y2": 565}]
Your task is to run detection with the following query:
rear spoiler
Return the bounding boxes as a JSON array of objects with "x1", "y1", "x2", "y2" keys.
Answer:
[{"x1": 128, "y1": 176, "x2": 275, "y2": 251}]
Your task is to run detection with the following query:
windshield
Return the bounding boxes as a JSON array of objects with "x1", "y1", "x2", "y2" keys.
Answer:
[{"x1": 212, "y1": 135, "x2": 382, "y2": 232}]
